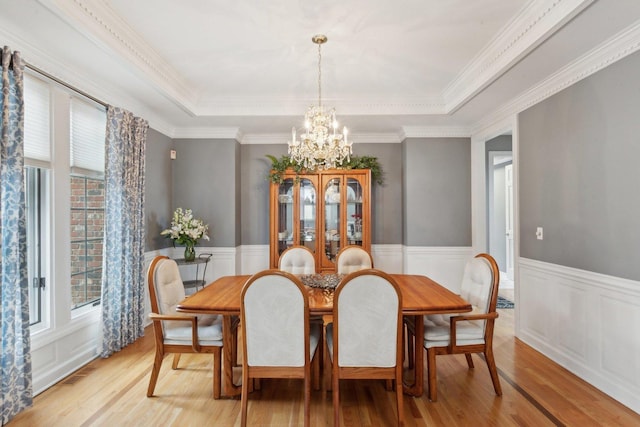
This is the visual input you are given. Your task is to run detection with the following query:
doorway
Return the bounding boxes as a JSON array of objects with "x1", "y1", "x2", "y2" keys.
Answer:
[{"x1": 486, "y1": 137, "x2": 514, "y2": 297}]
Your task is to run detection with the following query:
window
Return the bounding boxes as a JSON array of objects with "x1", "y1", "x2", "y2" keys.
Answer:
[
  {"x1": 23, "y1": 72, "x2": 107, "y2": 323},
  {"x1": 69, "y1": 98, "x2": 106, "y2": 310},
  {"x1": 24, "y1": 74, "x2": 51, "y2": 326},
  {"x1": 25, "y1": 166, "x2": 49, "y2": 325}
]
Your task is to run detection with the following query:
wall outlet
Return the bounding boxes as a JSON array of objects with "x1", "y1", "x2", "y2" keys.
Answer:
[{"x1": 536, "y1": 227, "x2": 543, "y2": 240}]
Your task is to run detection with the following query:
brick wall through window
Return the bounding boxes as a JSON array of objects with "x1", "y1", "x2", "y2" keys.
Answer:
[{"x1": 70, "y1": 175, "x2": 104, "y2": 308}]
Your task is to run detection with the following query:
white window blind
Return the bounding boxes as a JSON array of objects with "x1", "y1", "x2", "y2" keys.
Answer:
[
  {"x1": 24, "y1": 74, "x2": 51, "y2": 165},
  {"x1": 70, "y1": 98, "x2": 106, "y2": 174}
]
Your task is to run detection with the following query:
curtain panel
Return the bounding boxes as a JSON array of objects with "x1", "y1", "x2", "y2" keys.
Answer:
[
  {"x1": 99, "y1": 106, "x2": 148, "y2": 358},
  {"x1": 0, "y1": 46, "x2": 32, "y2": 425}
]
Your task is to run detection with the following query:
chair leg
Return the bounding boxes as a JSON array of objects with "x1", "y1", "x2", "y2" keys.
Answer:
[
  {"x1": 213, "y1": 348, "x2": 222, "y2": 399},
  {"x1": 240, "y1": 367, "x2": 250, "y2": 427},
  {"x1": 465, "y1": 353, "x2": 474, "y2": 369},
  {"x1": 484, "y1": 348, "x2": 502, "y2": 396},
  {"x1": 427, "y1": 347, "x2": 437, "y2": 402},
  {"x1": 171, "y1": 354, "x2": 181, "y2": 370},
  {"x1": 147, "y1": 349, "x2": 165, "y2": 397},
  {"x1": 304, "y1": 376, "x2": 311, "y2": 427},
  {"x1": 333, "y1": 375, "x2": 340, "y2": 427},
  {"x1": 396, "y1": 366, "x2": 405, "y2": 427}
]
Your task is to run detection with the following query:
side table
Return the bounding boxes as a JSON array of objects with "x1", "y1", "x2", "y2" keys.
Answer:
[{"x1": 174, "y1": 253, "x2": 212, "y2": 291}]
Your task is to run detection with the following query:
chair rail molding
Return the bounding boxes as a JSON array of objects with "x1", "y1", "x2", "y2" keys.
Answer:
[{"x1": 518, "y1": 257, "x2": 640, "y2": 414}]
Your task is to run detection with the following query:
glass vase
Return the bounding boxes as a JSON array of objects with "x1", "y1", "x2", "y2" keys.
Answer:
[{"x1": 184, "y1": 243, "x2": 196, "y2": 262}]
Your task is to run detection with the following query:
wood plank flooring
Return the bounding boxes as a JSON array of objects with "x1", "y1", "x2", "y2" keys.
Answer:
[{"x1": 8, "y1": 308, "x2": 640, "y2": 426}]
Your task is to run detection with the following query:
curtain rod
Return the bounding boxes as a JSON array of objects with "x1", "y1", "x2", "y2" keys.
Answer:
[{"x1": 25, "y1": 62, "x2": 108, "y2": 108}]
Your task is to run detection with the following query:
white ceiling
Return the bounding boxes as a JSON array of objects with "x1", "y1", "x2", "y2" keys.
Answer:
[{"x1": 1, "y1": 0, "x2": 640, "y2": 141}]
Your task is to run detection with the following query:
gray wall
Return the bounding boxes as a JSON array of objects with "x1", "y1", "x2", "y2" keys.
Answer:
[
  {"x1": 144, "y1": 128, "x2": 173, "y2": 251},
  {"x1": 519, "y1": 50, "x2": 640, "y2": 281},
  {"x1": 403, "y1": 138, "x2": 471, "y2": 246},
  {"x1": 358, "y1": 143, "x2": 403, "y2": 245},
  {"x1": 148, "y1": 136, "x2": 468, "y2": 249},
  {"x1": 171, "y1": 138, "x2": 240, "y2": 248},
  {"x1": 240, "y1": 144, "x2": 288, "y2": 245}
]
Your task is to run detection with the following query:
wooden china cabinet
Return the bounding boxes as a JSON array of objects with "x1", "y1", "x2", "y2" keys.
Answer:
[{"x1": 269, "y1": 169, "x2": 371, "y2": 272}]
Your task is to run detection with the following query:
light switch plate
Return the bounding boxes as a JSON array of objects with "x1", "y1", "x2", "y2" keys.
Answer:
[{"x1": 536, "y1": 227, "x2": 543, "y2": 240}]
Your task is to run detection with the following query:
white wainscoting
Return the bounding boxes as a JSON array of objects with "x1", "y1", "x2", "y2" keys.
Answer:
[
  {"x1": 404, "y1": 246, "x2": 474, "y2": 293},
  {"x1": 174, "y1": 245, "x2": 467, "y2": 281},
  {"x1": 30, "y1": 309, "x2": 101, "y2": 394},
  {"x1": 237, "y1": 245, "x2": 270, "y2": 274},
  {"x1": 371, "y1": 244, "x2": 404, "y2": 273},
  {"x1": 518, "y1": 258, "x2": 640, "y2": 414}
]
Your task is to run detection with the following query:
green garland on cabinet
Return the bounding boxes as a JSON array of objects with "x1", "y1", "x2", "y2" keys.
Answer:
[{"x1": 266, "y1": 154, "x2": 384, "y2": 185}]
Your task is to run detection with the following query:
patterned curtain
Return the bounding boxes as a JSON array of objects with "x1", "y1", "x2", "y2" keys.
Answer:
[
  {"x1": 0, "y1": 46, "x2": 32, "y2": 424},
  {"x1": 99, "y1": 106, "x2": 148, "y2": 358}
]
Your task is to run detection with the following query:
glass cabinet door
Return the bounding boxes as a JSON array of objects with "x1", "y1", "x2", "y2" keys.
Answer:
[
  {"x1": 324, "y1": 178, "x2": 341, "y2": 263},
  {"x1": 276, "y1": 178, "x2": 294, "y2": 256},
  {"x1": 346, "y1": 177, "x2": 364, "y2": 246},
  {"x1": 299, "y1": 178, "x2": 316, "y2": 253}
]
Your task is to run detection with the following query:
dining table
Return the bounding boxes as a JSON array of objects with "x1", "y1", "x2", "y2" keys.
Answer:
[{"x1": 176, "y1": 273, "x2": 472, "y2": 398}]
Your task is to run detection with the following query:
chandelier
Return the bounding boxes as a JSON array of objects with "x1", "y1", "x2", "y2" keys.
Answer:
[{"x1": 288, "y1": 34, "x2": 352, "y2": 170}]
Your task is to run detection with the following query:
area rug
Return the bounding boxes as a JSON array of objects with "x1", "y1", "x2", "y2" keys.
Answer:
[{"x1": 497, "y1": 295, "x2": 514, "y2": 309}]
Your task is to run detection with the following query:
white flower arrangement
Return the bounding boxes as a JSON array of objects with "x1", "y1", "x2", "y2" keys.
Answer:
[{"x1": 161, "y1": 208, "x2": 210, "y2": 247}]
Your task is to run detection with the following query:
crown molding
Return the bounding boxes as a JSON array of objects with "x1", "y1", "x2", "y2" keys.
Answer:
[
  {"x1": 240, "y1": 132, "x2": 403, "y2": 145},
  {"x1": 402, "y1": 126, "x2": 472, "y2": 139},
  {"x1": 37, "y1": 0, "x2": 197, "y2": 114},
  {"x1": 472, "y1": 19, "x2": 640, "y2": 134},
  {"x1": 444, "y1": 0, "x2": 595, "y2": 113},
  {"x1": 194, "y1": 96, "x2": 446, "y2": 117},
  {"x1": 350, "y1": 133, "x2": 404, "y2": 144},
  {"x1": 1, "y1": 24, "x2": 176, "y2": 138},
  {"x1": 171, "y1": 127, "x2": 242, "y2": 140}
]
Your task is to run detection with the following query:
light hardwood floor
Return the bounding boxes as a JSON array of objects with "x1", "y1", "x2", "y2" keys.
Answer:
[{"x1": 9, "y1": 309, "x2": 640, "y2": 426}]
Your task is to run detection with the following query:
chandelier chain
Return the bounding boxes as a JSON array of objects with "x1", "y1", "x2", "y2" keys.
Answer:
[{"x1": 318, "y1": 41, "x2": 322, "y2": 109}]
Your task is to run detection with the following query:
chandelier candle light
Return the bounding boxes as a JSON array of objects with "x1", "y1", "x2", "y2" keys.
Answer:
[{"x1": 288, "y1": 34, "x2": 353, "y2": 170}]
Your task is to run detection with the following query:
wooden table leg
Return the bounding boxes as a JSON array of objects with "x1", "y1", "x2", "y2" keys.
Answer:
[
  {"x1": 403, "y1": 315, "x2": 424, "y2": 397},
  {"x1": 223, "y1": 315, "x2": 241, "y2": 397}
]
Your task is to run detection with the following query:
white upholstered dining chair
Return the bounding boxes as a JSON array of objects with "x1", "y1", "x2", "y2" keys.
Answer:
[
  {"x1": 335, "y1": 245, "x2": 373, "y2": 274},
  {"x1": 406, "y1": 253, "x2": 502, "y2": 401},
  {"x1": 146, "y1": 255, "x2": 236, "y2": 399},
  {"x1": 326, "y1": 269, "x2": 404, "y2": 426},
  {"x1": 279, "y1": 245, "x2": 316, "y2": 275},
  {"x1": 240, "y1": 270, "x2": 321, "y2": 427}
]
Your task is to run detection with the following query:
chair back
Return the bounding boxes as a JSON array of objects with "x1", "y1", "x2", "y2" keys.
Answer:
[
  {"x1": 336, "y1": 245, "x2": 373, "y2": 274},
  {"x1": 459, "y1": 253, "x2": 500, "y2": 332},
  {"x1": 279, "y1": 246, "x2": 316, "y2": 275},
  {"x1": 333, "y1": 269, "x2": 402, "y2": 367},
  {"x1": 241, "y1": 270, "x2": 309, "y2": 367},
  {"x1": 148, "y1": 256, "x2": 187, "y2": 333}
]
